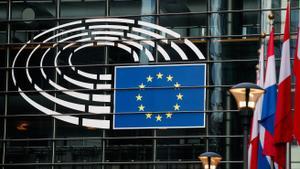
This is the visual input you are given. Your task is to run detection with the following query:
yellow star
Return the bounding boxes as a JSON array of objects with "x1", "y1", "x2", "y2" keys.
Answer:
[
  {"x1": 145, "y1": 113, "x2": 152, "y2": 119},
  {"x1": 176, "y1": 93, "x2": 183, "y2": 100},
  {"x1": 166, "y1": 75, "x2": 173, "y2": 81},
  {"x1": 138, "y1": 104, "x2": 145, "y2": 111},
  {"x1": 173, "y1": 103, "x2": 180, "y2": 111},
  {"x1": 174, "y1": 82, "x2": 181, "y2": 88},
  {"x1": 166, "y1": 112, "x2": 173, "y2": 118},
  {"x1": 146, "y1": 75, "x2": 153, "y2": 82},
  {"x1": 156, "y1": 114, "x2": 162, "y2": 121},
  {"x1": 139, "y1": 83, "x2": 145, "y2": 89},
  {"x1": 136, "y1": 94, "x2": 143, "y2": 101},
  {"x1": 156, "y1": 72, "x2": 163, "y2": 79}
]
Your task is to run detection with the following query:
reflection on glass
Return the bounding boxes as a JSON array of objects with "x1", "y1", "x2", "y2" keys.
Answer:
[
  {"x1": 111, "y1": 0, "x2": 156, "y2": 16},
  {"x1": 61, "y1": 1, "x2": 105, "y2": 18},
  {"x1": 5, "y1": 140, "x2": 52, "y2": 163},
  {"x1": 55, "y1": 140, "x2": 102, "y2": 162},
  {"x1": 12, "y1": 2, "x2": 56, "y2": 19}
]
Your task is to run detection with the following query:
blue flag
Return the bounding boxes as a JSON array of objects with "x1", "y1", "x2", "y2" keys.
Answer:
[{"x1": 114, "y1": 64, "x2": 206, "y2": 129}]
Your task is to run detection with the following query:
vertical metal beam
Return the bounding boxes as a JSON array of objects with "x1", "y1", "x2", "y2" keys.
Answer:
[
  {"x1": 2, "y1": 1, "x2": 11, "y2": 168},
  {"x1": 205, "y1": 0, "x2": 211, "y2": 152},
  {"x1": 225, "y1": 93, "x2": 231, "y2": 169}
]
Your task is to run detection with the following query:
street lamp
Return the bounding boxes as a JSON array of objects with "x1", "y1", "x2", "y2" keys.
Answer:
[
  {"x1": 229, "y1": 82, "x2": 264, "y2": 169},
  {"x1": 198, "y1": 152, "x2": 222, "y2": 169}
]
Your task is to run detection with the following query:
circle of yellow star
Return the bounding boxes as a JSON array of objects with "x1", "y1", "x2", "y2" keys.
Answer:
[
  {"x1": 176, "y1": 93, "x2": 183, "y2": 100},
  {"x1": 145, "y1": 113, "x2": 152, "y2": 119},
  {"x1": 139, "y1": 83, "x2": 145, "y2": 89},
  {"x1": 146, "y1": 75, "x2": 153, "y2": 82},
  {"x1": 173, "y1": 103, "x2": 180, "y2": 111},
  {"x1": 156, "y1": 72, "x2": 163, "y2": 79},
  {"x1": 138, "y1": 104, "x2": 145, "y2": 111},
  {"x1": 174, "y1": 82, "x2": 181, "y2": 88},
  {"x1": 166, "y1": 112, "x2": 173, "y2": 118},
  {"x1": 156, "y1": 114, "x2": 162, "y2": 121},
  {"x1": 136, "y1": 94, "x2": 143, "y2": 101},
  {"x1": 166, "y1": 75, "x2": 173, "y2": 81}
]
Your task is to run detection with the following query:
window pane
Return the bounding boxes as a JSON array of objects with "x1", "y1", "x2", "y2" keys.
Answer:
[
  {"x1": 61, "y1": 1, "x2": 105, "y2": 18},
  {"x1": 12, "y1": 1, "x2": 56, "y2": 20},
  {"x1": 160, "y1": 0, "x2": 207, "y2": 13},
  {"x1": 5, "y1": 140, "x2": 52, "y2": 163},
  {"x1": 110, "y1": 0, "x2": 156, "y2": 16},
  {"x1": 6, "y1": 116, "x2": 53, "y2": 138}
]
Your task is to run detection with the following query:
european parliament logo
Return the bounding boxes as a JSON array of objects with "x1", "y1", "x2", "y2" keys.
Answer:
[{"x1": 114, "y1": 64, "x2": 206, "y2": 129}]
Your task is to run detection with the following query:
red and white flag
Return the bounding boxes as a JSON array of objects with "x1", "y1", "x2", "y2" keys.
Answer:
[
  {"x1": 274, "y1": 2, "x2": 293, "y2": 168},
  {"x1": 294, "y1": 11, "x2": 300, "y2": 144},
  {"x1": 248, "y1": 44, "x2": 264, "y2": 169}
]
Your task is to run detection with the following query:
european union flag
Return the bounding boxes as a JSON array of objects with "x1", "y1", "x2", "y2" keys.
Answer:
[{"x1": 114, "y1": 64, "x2": 206, "y2": 129}]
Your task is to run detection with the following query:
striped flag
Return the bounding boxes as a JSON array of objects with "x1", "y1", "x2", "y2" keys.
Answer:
[
  {"x1": 248, "y1": 44, "x2": 264, "y2": 169},
  {"x1": 259, "y1": 26, "x2": 277, "y2": 169},
  {"x1": 274, "y1": 2, "x2": 293, "y2": 168},
  {"x1": 294, "y1": 11, "x2": 300, "y2": 144}
]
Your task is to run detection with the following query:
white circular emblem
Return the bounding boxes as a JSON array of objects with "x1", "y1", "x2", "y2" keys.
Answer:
[{"x1": 12, "y1": 18, "x2": 205, "y2": 129}]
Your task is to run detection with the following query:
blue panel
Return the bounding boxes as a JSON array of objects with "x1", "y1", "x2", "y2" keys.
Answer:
[{"x1": 114, "y1": 64, "x2": 206, "y2": 129}]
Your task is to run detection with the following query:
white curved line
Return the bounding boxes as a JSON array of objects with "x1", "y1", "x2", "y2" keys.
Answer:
[
  {"x1": 43, "y1": 27, "x2": 85, "y2": 43},
  {"x1": 74, "y1": 43, "x2": 93, "y2": 52},
  {"x1": 99, "y1": 74, "x2": 112, "y2": 80},
  {"x1": 26, "y1": 44, "x2": 41, "y2": 83},
  {"x1": 63, "y1": 74, "x2": 94, "y2": 89},
  {"x1": 96, "y1": 84, "x2": 111, "y2": 90},
  {"x1": 92, "y1": 31, "x2": 124, "y2": 36},
  {"x1": 19, "y1": 88, "x2": 79, "y2": 125},
  {"x1": 117, "y1": 43, "x2": 139, "y2": 62},
  {"x1": 12, "y1": 41, "x2": 30, "y2": 85},
  {"x1": 34, "y1": 20, "x2": 82, "y2": 40},
  {"x1": 68, "y1": 53, "x2": 75, "y2": 71},
  {"x1": 89, "y1": 25, "x2": 129, "y2": 31},
  {"x1": 132, "y1": 27, "x2": 165, "y2": 39},
  {"x1": 49, "y1": 79, "x2": 89, "y2": 100},
  {"x1": 171, "y1": 42, "x2": 188, "y2": 60},
  {"x1": 77, "y1": 37, "x2": 92, "y2": 42},
  {"x1": 40, "y1": 48, "x2": 51, "y2": 79},
  {"x1": 184, "y1": 39, "x2": 205, "y2": 59},
  {"x1": 157, "y1": 45, "x2": 170, "y2": 61},
  {"x1": 94, "y1": 36, "x2": 119, "y2": 41},
  {"x1": 138, "y1": 20, "x2": 181, "y2": 38},
  {"x1": 92, "y1": 94, "x2": 111, "y2": 102},
  {"x1": 127, "y1": 33, "x2": 145, "y2": 40},
  {"x1": 49, "y1": 79, "x2": 111, "y2": 102},
  {"x1": 63, "y1": 43, "x2": 76, "y2": 50},
  {"x1": 88, "y1": 105, "x2": 110, "y2": 114},
  {"x1": 59, "y1": 32, "x2": 88, "y2": 43},
  {"x1": 54, "y1": 51, "x2": 62, "y2": 75},
  {"x1": 97, "y1": 42, "x2": 115, "y2": 46},
  {"x1": 123, "y1": 40, "x2": 154, "y2": 61},
  {"x1": 82, "y1": 118, "x2": 110, "y2": 129},
  {"x1": 86, "y1": 18, "x2": 134, "y2": 24},
  {"x1": 77, "y1": 70, "x2": 97, "y2": 80},
  {"x1": 34, "y1": 85, "x2": 85, "y2": 112}
]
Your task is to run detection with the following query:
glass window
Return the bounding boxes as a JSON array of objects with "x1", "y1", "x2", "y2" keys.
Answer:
[
  {"x1": 0, "y1": 23, "x2": 6, "y2": 43},
  {"x1": 0, "y1": 2, "x2": 7, "y2": 20},
  {"x1": 156, "y1": 138, "x2": 205, "y2": 161},
  {"x1": 12, "y1": 1, "x2": 56, "y2": 20},
  {"x1": 110, "y1": 0, "x2": 156, "y2": 16},
  {"x1": 6, "y1": 116, "x2": 53, "y2": 138},
  {"x1": 292, "y1": 143, "x2": 300, "y2": 169},
  {"x1": 5, "y1": 140, "x2": 52, "y2": 163},
  {"x1": 10, "y1": 20, "x2": 56, "y2": 43},
  {"x1": 106, "y1": 138, "x2": 153, "y2": 162},
  {"x1": 160, "y1": 0, "x2": 207, "y2": 13},
  {"x1": 55, "y1": 139, "x2": 102, "y2": 163},
  {"x1": 61, "y1": 0, "x2": 105, "y2": 18},
  {"x1": 55, "y1": 119, "x2": 103, "y2": 138}
]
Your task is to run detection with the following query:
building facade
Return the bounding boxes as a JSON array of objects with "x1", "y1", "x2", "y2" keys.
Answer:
[{"x1": 0, "y1": 0, "x2": 299, "y2": 169}]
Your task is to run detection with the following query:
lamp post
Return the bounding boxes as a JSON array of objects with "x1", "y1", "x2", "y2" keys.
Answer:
[
  {"x1": 198, "y1": 152, "x2": 222, "y2": 169},
  {"x1": 229, "y1": 82, "x2": 264, "y2": 169}
]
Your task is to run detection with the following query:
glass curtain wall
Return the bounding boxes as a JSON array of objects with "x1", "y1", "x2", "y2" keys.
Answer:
[{"x1": 0, "y1": 0, "x2": 300, "y2": 169}]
